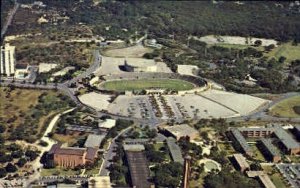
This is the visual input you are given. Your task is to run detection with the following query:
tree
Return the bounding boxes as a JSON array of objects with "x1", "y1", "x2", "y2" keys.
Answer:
[
  {"x1": 11, "y1": 151, "x2": 23, "y2": 158},
  {"x1": 0, "y1": 168, "x2": 7, "y2": 178},
  {"x1": 254, "y1": 40, "x2": 262, "y2": 47},
  {"x1": 0, "y1": 124, "x2": 5, "y2": 133},
  {"x1": 278, "y1": 56, "x2": 286, "y2": 64},
  {"x1": 17, "y1": 158, "x2": 27, "y2": 167},
  {"x1": 146, "y1": 129, "x2": 157, "y2": 138},
  {"x1": 25, "y1": 150, "x2": 39, "y2": 161},
  {"x1": 5, "y1": 163, "x2": 17, "y2": 173}
]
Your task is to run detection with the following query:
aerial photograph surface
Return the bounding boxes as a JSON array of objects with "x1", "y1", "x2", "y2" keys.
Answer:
[{"x1": 0, "y1": 0, "x2": 300, "y2": 188}]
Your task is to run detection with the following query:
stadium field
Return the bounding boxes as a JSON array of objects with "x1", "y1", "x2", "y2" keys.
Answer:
[{"x1": 101, "y1": 79, "x2": 195, "y2": 91}]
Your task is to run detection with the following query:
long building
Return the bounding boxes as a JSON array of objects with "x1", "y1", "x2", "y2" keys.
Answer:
[
  {"x1": 258, "y1": 139, "x2": 281, "y2": 163},
  {"x1": 167, "y1": 138, "x2": 184, "y2": 165},
  {"x1": 124, "y1": 145, "x2": 152, "y2": 188},
  {"x1": 232, "y1": 154, "x2": 250, "y2": 173},
  {"x1": 0, "y1": 43, "x2": 15, "y2": 76},
  {"x1": 229, "y1": 128, "x2": 253, "y2": 156},
  {"x1": 273, "y1": 127, "x2": 300, "y2": 155}
]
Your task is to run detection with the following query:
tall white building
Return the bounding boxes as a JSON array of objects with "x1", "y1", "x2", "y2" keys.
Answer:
[{"x1": 1, "y1": 43, "x2": 16, "y2": 76}]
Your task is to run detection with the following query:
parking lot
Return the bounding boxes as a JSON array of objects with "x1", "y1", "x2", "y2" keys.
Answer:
[{"x1": 276, "y1": 163, "x2": 300, "y2": 188}]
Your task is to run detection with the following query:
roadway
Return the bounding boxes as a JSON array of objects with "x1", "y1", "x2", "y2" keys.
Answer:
[{"x1": 1, "y1": 1, "x2": 19, "y2": 41}]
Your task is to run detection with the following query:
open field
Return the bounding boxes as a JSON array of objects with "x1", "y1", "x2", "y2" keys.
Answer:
[
  {"x1": 101, "y1": 79, "x2": 195, "y2": 91},
  {"x1": 264, "y1": 42, "x2": 300, "y2": 63},
  {"x1": 103, "y1": 44, "x2": 153, "y2": 58},
  {"x1": 0, "y1": 87, "x2": 73, "y2": 142},
  {"x1": 269, "y1": 95, "x2": 300, "y2": 118}
]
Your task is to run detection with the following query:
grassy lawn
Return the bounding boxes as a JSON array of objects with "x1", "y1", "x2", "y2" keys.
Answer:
[
  {"x1": 250, "y1": 145, "x2": 266, "y2": 162},
  {"x1": 269, "y1": 95, "x2": 300, "y2": 118},
  {"x1": 41, "y1": 167, "x2": 81, "y2": 176},
  {"x1": 262, "y1": 166, "x2": 287, "y2": 188},
  {"x1": 264, "y1": 42, "x2": 300, "y2": 63},
  {"x1": 52, "y1": 133, "x2": 87, "y2": 145},
  {"x1": 101, "y1": 79, "x2": 195, "y2": 91}
]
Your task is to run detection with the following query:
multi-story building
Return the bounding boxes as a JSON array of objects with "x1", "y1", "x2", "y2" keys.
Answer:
[
  {"x1": 48, "y1": 144, "x2": 97, "y2": 168},
  {"x1": 273, "y1": 127, "x2": 300, "y2": 155},
  {"x1": 239, "y1": 127, "x2": 275, "y2": 138},
  {"x1": 258, "y1": 139, "x2": 281, "y2": 163},
  {"x1": 0, "y1": 43, "x2": 16, "y2": 76},
  {"x1": 229, "y1": 128, "x2": 253, "y2": 156}
]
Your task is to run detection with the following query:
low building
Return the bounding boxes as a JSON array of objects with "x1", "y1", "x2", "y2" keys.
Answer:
[
  {"x1": 161, "y1": 124, "x2": 198, "y2": 140},
  {"x1": 66, "y1": 125, "x2": 98, "y2": 134},
  {"x1": 48, "y1": 144, "x2": 97, "y2": 168},
  {"x1": 98, "y1": 119, "x2": 116, "y2": 130},
  {"x1": 167, "y1": 138, "x2": 184, "y2": 165},
  {"x1": 232, "y1": 154, "x2": 250, "y2": 173},
  {"x1": 258, "y1": 139, "x2": 281, "y2": 163},
  {"x1": 229, "y1": 128, "x2": 253, "y2": 156},
  {"x1": 273, "y1": 127, "x2": 300, "y2": 155},
  {"x1": 88, "y1": 176, "x2": 112, "y2": 188},
  {"x1": 84, "y1": 134, "x2": 105, "y2": 149},
  {"x1": 38, "y1": 63, "x2": 58, "y2": 73},
  {"x1": 258, "y1": 174, "x2": 276, "y2": 188}
]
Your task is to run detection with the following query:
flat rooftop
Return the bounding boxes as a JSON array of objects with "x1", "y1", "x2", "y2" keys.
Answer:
[
  {"x1": 258, "y1": 174, "x2": 276, "y2": 188},
  {"x1": 259, "y1": 138, "x2": 280, "y2": 157},
  {"x1": 233, "y1": 153, "x2": 250, "y2": 169},
  {"x1": 166, "y1": 138, "x2": 184, "y2": 164},
  {"x1": 84, "y1": 134, "x2": 105, "y2": 148},
  {"x1": 164, "y1": 124, "x2": 198, "y2": 138}
]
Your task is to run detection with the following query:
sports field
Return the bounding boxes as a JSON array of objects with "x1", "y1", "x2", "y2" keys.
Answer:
[
  {"x1": 269, "y1": 95, "x2": 300, "y2": 118},
  {"x1": 101, "y1": 79, "x2": 195, "y2": 91}
]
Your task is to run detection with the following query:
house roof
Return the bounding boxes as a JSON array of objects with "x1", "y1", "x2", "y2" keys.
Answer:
[{"x1": 164, "y1": 124, "x2": 198, "y2": 139}]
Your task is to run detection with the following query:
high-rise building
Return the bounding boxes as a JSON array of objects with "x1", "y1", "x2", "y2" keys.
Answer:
[{"x1": 1, "y1": 43, "x2": 16, "y2": 76}]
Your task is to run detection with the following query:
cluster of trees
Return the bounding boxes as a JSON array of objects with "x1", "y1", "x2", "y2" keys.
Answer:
[
  {"x1": 0, "y1": 143, "x2": 39, "y2": 178},
  {"x1": 204, "y1": 170, "x2": 260, "y2": 188},
  {"x1": 144, "y1": 144, "x2": 168, "y2": 163},
  {"x1": 108, "y1": 143, "x2": 129, "y2": 186},
  {"x1": 152, "y1": 162, "x2": 183, "y2": 188},
  {"x1": 5, "y1": 1, "x2": 300, "y2": 42}
]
